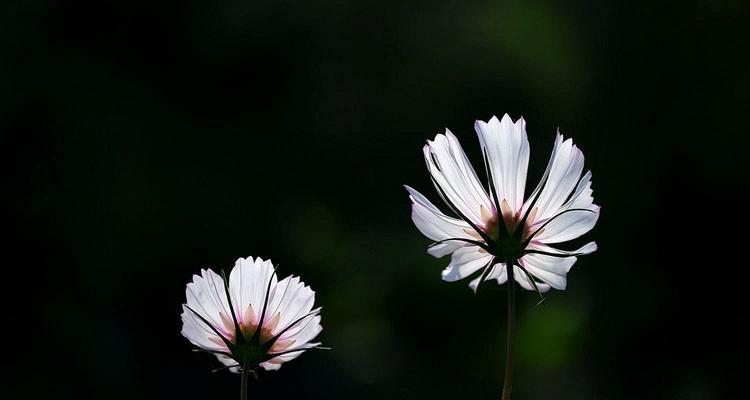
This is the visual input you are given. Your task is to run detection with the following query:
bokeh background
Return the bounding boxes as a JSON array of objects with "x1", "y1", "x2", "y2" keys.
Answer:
[{"x1": 3, "y1": 0, "x2": 748, "y2": 399}]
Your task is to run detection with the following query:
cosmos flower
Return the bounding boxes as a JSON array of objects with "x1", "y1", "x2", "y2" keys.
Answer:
[
  {"x1": 406, "y1": 114, "x2": 599, "y2": 293},
  {"x1": 181, "y1": 256, "x2": 323, "y2": 373}
]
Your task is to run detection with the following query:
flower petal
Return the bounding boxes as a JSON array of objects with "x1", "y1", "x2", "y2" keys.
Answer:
[
  {"x1": 268, "y1": 276, "x2": 316, "y2": 337},
  {"x1": 228, "y1": 257, "x2": 277, "y2": 328},
  {"x1": 513, "y1": 265, "x2": 552, "y2": 293},
  {"x1": 468, "y1": 262, "x2": 508, "y2": 292},
  {"x1": 423, "y1": 130, "x2": 493, "y2": 227},
  {"x1": 526, "y1": 133, "x2": 585, "y2": 223},
  {"x1": 529, "y1": 241, "x2": 598, "y2": 256},
  {"x1": 405, "y1": 185, "x2": 474, "y2": 257},
  {"x1": 185, "y1": 268, "x2": 235, "y2": 337},
  {"x1": 560, "y1": 170, "x2": 595, "y2": 211},
  {"x1": 519, "y1": 254, "x2": 575, "y2": 290},
  {"x1": 532, "y1": 206, "x2": 600, "y2": 244},
  {"x1": 474, "y1": 114, "x2": 530, "y2": 213},
  {"x1": 441, "y1": 246, "x2": 493, "y2": 282},
  {"x1": 282, "y1": 314, "x2": 323, "y2": 346},
  {"x1": 181, "y1": 305, "x2": 228, "y2": 352}
]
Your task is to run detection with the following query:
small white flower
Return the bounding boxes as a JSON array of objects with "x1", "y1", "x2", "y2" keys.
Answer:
[
  {"x1": 181, "y1": 257, "x2": 323, "y2": 372},
  {"x1": 406, "y1": 114, "x2": 600, "y2": 293}
]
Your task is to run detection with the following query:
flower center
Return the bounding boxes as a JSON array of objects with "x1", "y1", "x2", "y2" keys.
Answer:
[
  {"x1": 468, "y1": 201, "x2": 541, "y2": 260},
  {"x1": 210, "y1": 304, "x2": 296, "y2": 361}
]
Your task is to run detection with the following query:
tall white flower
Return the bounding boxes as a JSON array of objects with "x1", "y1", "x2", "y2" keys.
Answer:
[
  {"x1": 181, "y1": 256, "x2": 323, "y2": 373},
  {"x1": 406, "y1": 114, "x2": 599, "y2": 293}
]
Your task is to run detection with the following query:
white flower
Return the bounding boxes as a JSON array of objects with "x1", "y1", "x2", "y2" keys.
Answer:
[
  {"x1": 406, "y1": 114, "x2": 600, "y2": 293},
  {"x1": 181, "y1": 257, "x2": 323, "y2": 372}
]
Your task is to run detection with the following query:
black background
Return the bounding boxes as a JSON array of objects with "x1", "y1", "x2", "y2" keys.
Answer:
[{"x1": 3, "y1": 1, "x2": 748, "y2": 399}]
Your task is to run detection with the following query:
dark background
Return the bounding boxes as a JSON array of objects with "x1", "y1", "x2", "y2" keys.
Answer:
[{"x1": 3, "y1": 1, "x2": 748, "y2": 399}]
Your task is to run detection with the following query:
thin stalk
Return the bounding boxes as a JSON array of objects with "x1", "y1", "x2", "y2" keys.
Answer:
[
  {"x1": 241, "y1": 364, "x2": 249, "y2": 400},
  {"x1": 502, "y1": 259, "x2": 516, "y2": 400}
]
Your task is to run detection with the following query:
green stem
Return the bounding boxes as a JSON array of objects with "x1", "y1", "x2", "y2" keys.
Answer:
[
  {"x1": 502, "y1": 259, "x2": 516, "y2": 400},
  {"x1": 241, "y1": 364, "x2": 249, "y2": 400}
]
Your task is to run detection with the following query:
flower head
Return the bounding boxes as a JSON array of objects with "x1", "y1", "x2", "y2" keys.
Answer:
[
  {"x1": 181, "y1": 257, "x2": 323, "y2": 372},
  {"x1": 406, "y1": 114, "x2": 599, "y2": 293}
]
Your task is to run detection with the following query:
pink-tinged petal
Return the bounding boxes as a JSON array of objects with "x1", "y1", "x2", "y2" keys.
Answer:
[
  {"x1": 423, "y1": 130, "x2": 494, "y2": 227},
  {"x1": 441, "y1": 246, "x2": 493, "y2": 282},
  {"x1": 269, "y1": 276, "x2": 316, "y2": 336},
  {"x1": 228, "y1": 257, "x2": 277, "y2": 328},
  {"x1": 281, "y1": 314, "x2": 322, "y2": 345},
  {"x1": 474, "y1": 114, "x2": 530, "y2": 213},
  {"x1": 181, "y1": 305, "x2": 228, "y2": 352},
  {"x1": 185, "y1": 269, "x2": 235, "y2": 337}
]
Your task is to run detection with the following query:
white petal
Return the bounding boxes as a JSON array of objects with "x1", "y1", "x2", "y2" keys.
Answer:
[
  {"x1": 526, "y1": 133, "x2": 585, "y2": 223},
  {"x1": 269, "y1": 276, "x2": 316, "y2": 335},
  {"x1": 532, "y1": 206, "x2": 600, "y2": 244},
  {"x1": 441, "y1": 246, "x2": 493, "y2": 282},
  {"x1": 560, "y1": 170, "x2": 595, "y2": 211},
  {"x1": 260, "y1": 361, "x2": 283, "y2": 371},
  {"x1": 423, "y1": 130, "x2": 494, "y2": 227},
  {"x1": 530, "y1": 241, "x2": 598, "y2": 256},
  {"x1": 474, "y1": 114, "x2": 530, "y2": 213},
  {"x1": 226, "y1": 257, "x2": 273, "y2": 326},
  {"x1": 182, "y1": 269, "x2": 240, "y2": 369},
  {"x1": 185, "y1": 269, "x2": 235, "y2": 336},
  {"x1": 181, "y1": 305, "x2": 227, "y2": 352},
  {"x1": 282, "y1": 315, "x2": 323, "y2": 345},
  {"x1": 405, "y1": 185, "x2": 474, "y2": 257},
  {"x1": 264, "y1": 325, "x2": 323, "y2": 369},
  {"x1": 518, "y1": 254, "x2": 574, "y2": 290},
  {"x1": 468, "y1": 262, "x2": 507, "y2": 292},
  {"x1": 216, "y1": 354, "x2": 241, "y2": 373},
  {"x1": 513, "y1": 265, "x2": 552, "y2": 293},
  {"x1": 261, "y1": 341, "x2": 323, "y2": 370}
]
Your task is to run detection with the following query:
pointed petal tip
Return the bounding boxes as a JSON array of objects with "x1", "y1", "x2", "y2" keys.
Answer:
[{"x1": 500, "y1": 113, "x2": 513, "y2": 124}]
